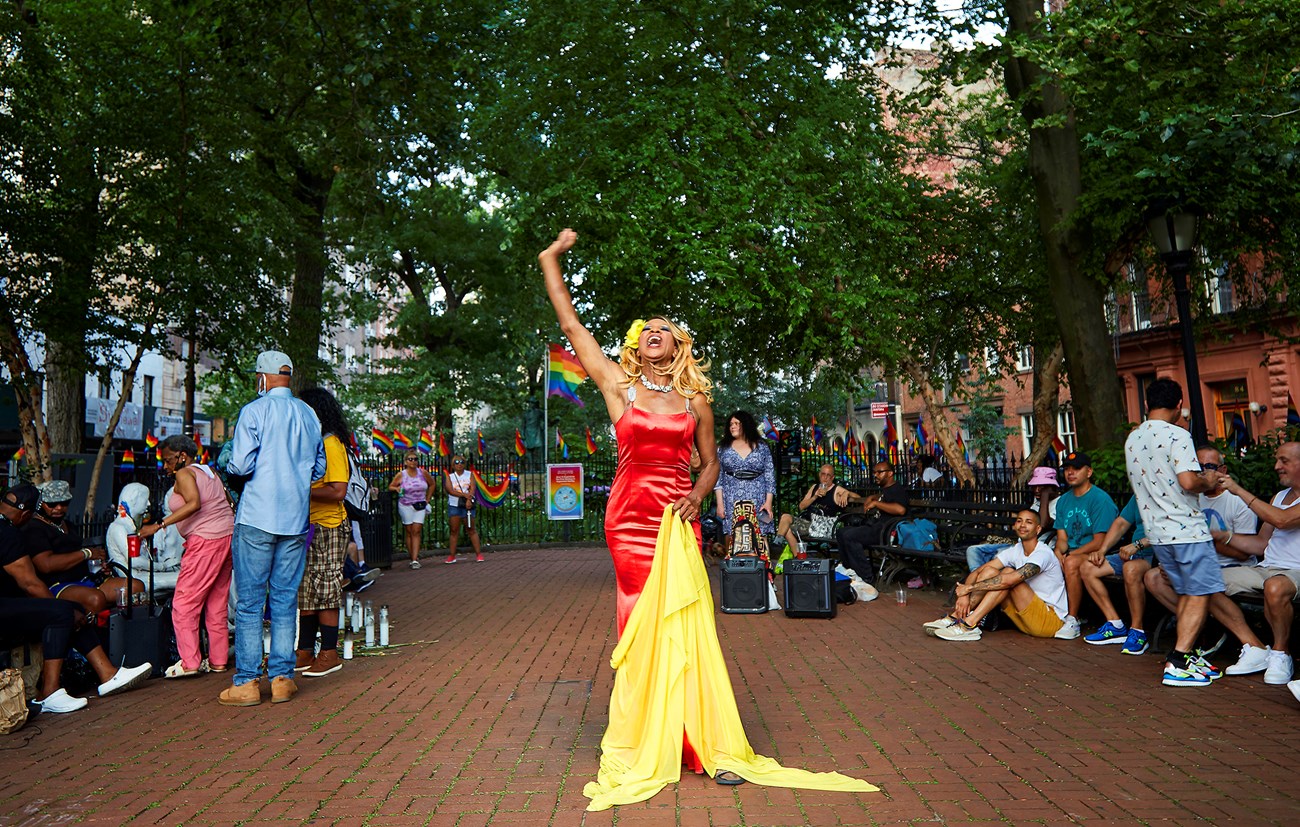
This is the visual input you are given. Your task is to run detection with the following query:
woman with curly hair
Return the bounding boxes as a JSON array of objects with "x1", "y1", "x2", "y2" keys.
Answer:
[
  {"x1": 540, "y1": 228, "x2": 874, "y2": 809},
  {"x1": 714, "y1": 410, "x2": 776, "y2": 552}
]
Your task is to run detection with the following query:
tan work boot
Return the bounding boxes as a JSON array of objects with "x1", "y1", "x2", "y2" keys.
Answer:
[
  {"x1": 303, "y1": 649, "x2": 342, "y2": 677},
  {"x1": 271, "y1": 676, "x2": 298, "y2": 704},
  {"x1": 218, "y1": 680, "x2": 262, "y2": 707},
  {"x1": 294, "y1": 649, "x2": 314, "y2": 671}
]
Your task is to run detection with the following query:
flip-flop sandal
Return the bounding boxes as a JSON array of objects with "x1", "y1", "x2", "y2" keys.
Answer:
[
  {"x1": 164, "y1": 661, "x2": 201, "y2": 679},
  {"x1": 715, "y1": 771, "x2": 746, "y2": 786}
]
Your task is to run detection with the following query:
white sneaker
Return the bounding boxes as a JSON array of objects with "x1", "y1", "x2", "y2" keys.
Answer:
[
  {"x1": 922, "y1": 615, "x2": 957, "y2": 630},
  {"x1": 935, "y1": 622, "x2": 982, "y2": 642},
  {"x1": 1224, "y1": 644, "x2": 1271, "y2": 676},
  {"x1": 98, "y1": 662, "x2": 152, "y2": 697},
  {"x1": 39, "y1": 688, "x2": 88, "y2": 713},
  {"x1": 1054, "y1": 616, "x2": 1081, "y2": 640},
  {"x1": 1288, "y1": 679, "x2": 1300, "y2": 704},
  {"x1": 1264, "y1": 651, "x2": 1294, "y2": 685}
]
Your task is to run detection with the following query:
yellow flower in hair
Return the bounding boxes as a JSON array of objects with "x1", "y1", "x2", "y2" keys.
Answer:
[{"x1": 623, "y1": 319, "x2": 646, "y2": 350}]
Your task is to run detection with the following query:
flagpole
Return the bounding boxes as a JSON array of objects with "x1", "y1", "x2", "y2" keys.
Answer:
[{"x1": 542, "y1": 343, "x2": 549, "y2": 467}]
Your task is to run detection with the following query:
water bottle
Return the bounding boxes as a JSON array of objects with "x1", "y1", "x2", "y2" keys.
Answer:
[
  {"x1": 379, "y1": 605, "x2": 390, "y2": 647},
  {"x1": 342, "y1": 630, "x2": 354, "y2": 660}
]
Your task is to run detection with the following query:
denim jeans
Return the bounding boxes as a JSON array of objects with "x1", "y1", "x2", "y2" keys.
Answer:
[
  {"x1": 231, "y1": 524, "x2": 307, "y2": 684},
  {"x1": 966, "y1": 542, "x2": 1008, "y2": 572}
]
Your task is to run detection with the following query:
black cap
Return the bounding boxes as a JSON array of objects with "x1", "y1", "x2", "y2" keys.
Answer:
[
  {"x1": 1, "y1": 483, "x2": 41, "y2": 512},
  {"x1": 1060, "y1": 451, "x2": 1092, "y2": 469}
]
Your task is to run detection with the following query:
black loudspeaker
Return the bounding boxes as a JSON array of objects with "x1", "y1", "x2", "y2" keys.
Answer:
[
  {"x1": 783, "y1": 558, "x2": 837, "y2": 619},
  {"x1": 720, "y1": 556, "x2": 768, "y2": 614}
]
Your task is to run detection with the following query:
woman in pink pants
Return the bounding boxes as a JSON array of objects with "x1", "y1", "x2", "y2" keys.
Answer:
[{"x1": 140, "y1": 435, "x2": 235, "y2": 678}]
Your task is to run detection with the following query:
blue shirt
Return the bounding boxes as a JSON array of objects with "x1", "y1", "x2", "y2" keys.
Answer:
[
  {"x1": 227, "y1": 387, "x2": 326, "y2": 535},
  {"x1": 1119, "y1": 495, "x2": 1147, "y2": 544},
  {"x1": 1056, "y1": 484, "x2": 1118, "y2": 552}
]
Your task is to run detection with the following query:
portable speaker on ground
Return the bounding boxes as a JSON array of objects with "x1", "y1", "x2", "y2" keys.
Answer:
[
  {"x1": 783, "y1": 558, "x2": 837, "y2": 619},
  {"x1": 720, "y1": 556, "x2": 768, "y2": 614}
]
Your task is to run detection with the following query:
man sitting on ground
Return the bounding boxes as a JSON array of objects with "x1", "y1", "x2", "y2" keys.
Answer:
[
  {"x1": 1079, "y1": 495, "x2": 1157, "y2": 654},
  {"x1": 774, "y1": 464, "x2": 860, "y2": 551},
  {"x1": 1215, "y1": 441, "x2": 1300, "y2": 687},
  {"x1": 1054, "y1": 451, "x2": 1118, "y2": 640},
  {"x1": 1143, "y1": 445, "x2": 1271, "y2": 677},
  {"x1": 925, "y1": 509, "x2": 1068, "y2": 641},
  {"x1": 835, "y1": 462, "x2": 908, "y2": 582}
]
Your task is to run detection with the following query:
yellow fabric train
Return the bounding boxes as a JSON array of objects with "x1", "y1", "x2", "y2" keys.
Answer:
[{"x1": 584, "y1": 506, "x2": 878, "y2": 811}]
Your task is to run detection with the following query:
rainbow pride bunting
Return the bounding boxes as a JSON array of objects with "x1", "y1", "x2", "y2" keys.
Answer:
[
  {"x1": 471, "y1": 468, "x2": 511, "y2": 509},
  {"x1": 372, "y1": 428, "x2": 394, "y2": 455},
  {"x1": 391, "y1": 430, "x2": 412, "y2": 451},
  {"x1": 121, "y1": 449, "x2": 136, "y2": 471},
  {"x1": 514, "y1": 430, "x2": 527, "y2": 457},
  {"x1": 416, "y1": 429, "x2": 434, "y2": 455},
  {"x1": 437, "y1": 432, "x2": 451, "y2": 458},
  {"x1": 585, "y1": 426, "x2": 599, "y2": 455},
  {"x1": 547, "y1": 344, "x2": 588, "y2": 407}
]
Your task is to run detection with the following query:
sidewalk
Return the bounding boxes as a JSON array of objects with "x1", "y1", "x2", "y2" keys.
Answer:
[{"x1": 4, "y1": 546, "x2": 1296, "y2": 827}]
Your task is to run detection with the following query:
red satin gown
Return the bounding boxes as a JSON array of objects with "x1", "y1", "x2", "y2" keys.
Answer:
[{"x1": 604, "y1": 401, "x2": 705, "y2": 773}]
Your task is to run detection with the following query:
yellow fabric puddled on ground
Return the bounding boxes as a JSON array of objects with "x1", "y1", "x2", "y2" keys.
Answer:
[{"x1": 583, "y1": 507, "x2": 878, "y2": 811}]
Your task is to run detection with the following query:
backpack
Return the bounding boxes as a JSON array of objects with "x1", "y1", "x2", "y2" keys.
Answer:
[
  {"x1": 344, "y1": 452, "x2": 371, "y2": 522},
  {"x1": 895, "y1": 518, "x2": 938, "y2": 551}
]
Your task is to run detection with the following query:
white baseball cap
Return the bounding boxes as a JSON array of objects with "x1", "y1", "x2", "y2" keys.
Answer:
[{"x1": 253, "y1": 350, "x2": 293, "y2": 375}]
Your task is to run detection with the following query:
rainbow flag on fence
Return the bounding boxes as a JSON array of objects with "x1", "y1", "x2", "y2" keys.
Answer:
[
  {"x1": 515, "y1": 429, "x2": 527, "y2": 457},
  {"x1": 11, "y1": 446, "x2": 25, "y2": 462},
  {"x1": 585, "y1": 426, "x2": 599, "y2": 455},
  {"x1": 882, "y1": 416, "x2": 898, "y2": 451},
  {"x1": 195, "y1": 434, "x2": 210, "y2": 464},
  {"x1": 145, "y1": 432, "x2": 159, "y2": 450},
  {"x1": 391, "y1": 430, "x2": 412, "y2": 451},
  {"x1": 556, "y1": 428, "x2": 569, "y2": 459},
  {"x1": 120, "y1": 449, "x2": 136, "y2": 471},
  {"x1": 372, "y1": 428, "x2": 394, "y2": 455},
  {"x1": 915, "y1": 416, "x2": 928, "y2": 451},
  {"x1": 956, "y1": 431, "x2": 970, "y2": 464},
  {"x1": 548, "y1": 344, "x2": 588, "y2": 407},
  {"x1": 416, "y1": 429, "x2": 434, "y2": 454},
  {"x1": 477, "y1": 429, "x2": 487, "y2": 457},
  {"x1": 1045, "y1": 435, "x2": 1066, "y2": 466},
  {"x1": 438, "y1": 432, "x2": 451, "y2": 458},
  {"x1": 471, "y1": 468, "x2": 511, "y2": 509}
]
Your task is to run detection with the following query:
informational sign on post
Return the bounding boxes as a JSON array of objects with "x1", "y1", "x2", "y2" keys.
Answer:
[
  {"x1": 546, "y1": 463, "x2": 584, "y2": 521},
  {"x1": 870, "y1": 402, "x2": 891, "y2": 419}
]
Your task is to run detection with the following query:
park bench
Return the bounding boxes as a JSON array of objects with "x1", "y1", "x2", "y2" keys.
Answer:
[{"x1": 864, "y1": 497, "x2": 1022, "y2": 585}]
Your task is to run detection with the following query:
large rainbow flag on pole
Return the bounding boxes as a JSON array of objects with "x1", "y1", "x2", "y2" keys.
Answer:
[
  {"x1": 548, "y1": 344, "x2": 588, "y2": 407},
  {"x1": 437, "y1": 432, "x2": 451, "y2": 458},
  {"x1": 372, "y1": 428, "x2": 394, "y2": 455}
]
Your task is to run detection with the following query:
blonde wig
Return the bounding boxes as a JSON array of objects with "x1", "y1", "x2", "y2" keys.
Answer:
[{"x1": 619, "y1": 317, "x2": 713, "y2": 402}]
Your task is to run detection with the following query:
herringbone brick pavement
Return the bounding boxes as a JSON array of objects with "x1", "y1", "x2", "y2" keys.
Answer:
[{"x1": 3, "y1": 545, "x2": 1296, "y2": 826}]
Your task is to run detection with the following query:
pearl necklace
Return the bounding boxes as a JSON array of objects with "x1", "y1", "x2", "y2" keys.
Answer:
[{"x1": 640, "y1": 374, "x2": 673, "y2": 393}]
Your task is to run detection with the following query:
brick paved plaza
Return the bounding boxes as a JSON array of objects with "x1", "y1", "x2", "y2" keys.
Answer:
[{"x1": 4, "y1": 546, "x2": 1296, "y2": 826}]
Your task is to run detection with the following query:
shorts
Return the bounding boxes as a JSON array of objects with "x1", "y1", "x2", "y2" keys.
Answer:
[
  {"x1": 1221, "y1": 566, "x2": 1300, "y2": 598},
  {"x1": 1151, "y1": 541, "x2": 1224, "y2": 596},
  {"x1": 297, "y1": 524, "x2": 349, "y2": 611},
  {"x1": 397, "y1": 502, "x2": 429, "y2": 525},
  {"x1": 1104, "y1": 549, "x2": 1154, "y2": 577},
  {"x1": 448, "y1": 504, "x2": 473, "y2": 519},
  {"x1": 351, "y1": 520, "x2": 364, "y2": 550},
  {"x1": 50, "y1": 578, "x2": 97, "y2": 598},
  {"x1": 1001, "y1": 594, "x2": 1065, "y2": 638}
]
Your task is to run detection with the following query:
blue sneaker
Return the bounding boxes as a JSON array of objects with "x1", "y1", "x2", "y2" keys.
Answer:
[
  {"x1": 1120, "y1": 628, "x2": 1149, "y2": 655},
  {"x1": 1162, "y1": 663, "x2": 1211, "y2": 687},
  {"x1": 1084, "y1": 621, "x2": 1129, "y2": 645}
]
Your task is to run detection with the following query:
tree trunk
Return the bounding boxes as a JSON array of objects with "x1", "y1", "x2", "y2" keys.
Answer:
[
  {"x1": 0, "y1": 311, "x2": 53, "y2": 482},
  {"x1": 901, "y1": 359, "x2": 974, "y2": 485},
  {"x1": 1003, "y1": 0, "x2": 1127, "y2": 449},
  {"x1": 84, "y1": 338, "x2": 151, "y2": 518},
  {"x1": 44, "y1": 339, "x2": 86, "y2": 455},
  {"x1": 1016, "y1": 341, "x2": 1065, "y2": 482},
  {"x1": 284, "y1": 164, "x2": 333, "y2": 392}
]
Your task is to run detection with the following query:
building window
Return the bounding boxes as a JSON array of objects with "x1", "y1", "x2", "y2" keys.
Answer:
[
  {"x1": 1057, "y1": 409, "x2": 1077, "y2": 453},
  {"x1": 1206, "y1": 261, "x2": 1236, "y2": 315},
  {"x1": 1211, "y1": 379, "x2": 1251, "y2": 446},
  {"x1": 1127, "y1": 263, "x2": 1152, "y2": 331},
  {"x1": 1020, "y1": 414, "x2": 1035, "y2": 457},
  {"x1": 142, "y1": 376, "x2": 155, "y2": 407},
  {"x1": 1015, "y1": 346, "x2": 1033, "y2": 373}
]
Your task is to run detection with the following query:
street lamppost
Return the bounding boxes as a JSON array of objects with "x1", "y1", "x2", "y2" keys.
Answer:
[{"x1": 1146, "y1": 207, "x2": 1207, "y2": 444}]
